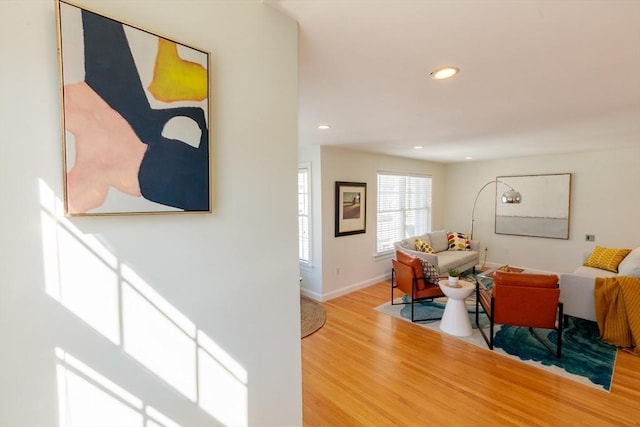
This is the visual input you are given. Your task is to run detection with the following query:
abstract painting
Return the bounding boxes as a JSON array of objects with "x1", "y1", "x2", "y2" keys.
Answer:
[
  {"x1": 335, "y1": 181, "x2": 366, "y2": 237},
  {"x1": 495, "y1": 173, "x2": 571, "y2": 239},
  {"x1": 56, "y1": 0, "x2": 211, "y2": 215}
]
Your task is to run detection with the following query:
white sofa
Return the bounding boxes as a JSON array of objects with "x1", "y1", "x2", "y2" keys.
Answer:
[
  {"x1": 393, "y1": 230, "x2": 480, "y2": 275},
  {"x1": 560, "y1": 246, "x2": 640, "y2": 321}
]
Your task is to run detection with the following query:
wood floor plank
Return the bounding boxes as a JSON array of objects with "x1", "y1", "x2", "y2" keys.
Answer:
[{"x1": 302, "y1": 281, "x2": 640, "y2": 426}]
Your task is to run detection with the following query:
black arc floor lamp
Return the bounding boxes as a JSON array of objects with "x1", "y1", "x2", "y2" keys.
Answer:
[{"x1": 470, "y1": 179, "x2": 522, "y2": 241}]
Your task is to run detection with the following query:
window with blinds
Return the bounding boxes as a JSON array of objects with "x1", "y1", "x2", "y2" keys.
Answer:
[
  {"x1": 376, "y1": 172, "x2": 432, "y2": 254},
  {"x1": 298, "y1": 165, "x2": 311, "y2": 263}
]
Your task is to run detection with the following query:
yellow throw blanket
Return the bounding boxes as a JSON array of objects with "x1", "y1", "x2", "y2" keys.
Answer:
[{"x1": 594, "y1": 276, "x2": 640, "y2": 355}]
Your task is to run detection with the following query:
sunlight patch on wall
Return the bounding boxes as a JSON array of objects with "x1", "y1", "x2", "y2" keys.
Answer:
[
  {"x1": 197, "y1": 331, "x2": 248, "y2": 426},
  {"x1": 55, "y1": 348, "x2": 180, "y2": 427},
  {"x1": 145, "y1": 406, "x2": 182, "y2": 427},
  {"x1": 121, "y1": 264, "x2": 197, "y2": 337},
  {"x1": 40, "y1": 179, "x2": 249, "y2": 426},
  {"x1": 122, "y1": 280, "x2": 197, "y2": 401},
  {"x1": 40, "y1": 180, "x2": 120, "y2": 344}
]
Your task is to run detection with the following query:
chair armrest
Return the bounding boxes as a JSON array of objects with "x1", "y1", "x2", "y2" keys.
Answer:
[{"x1": 477, "y1": 287, "x2": 492, "y2": 313}]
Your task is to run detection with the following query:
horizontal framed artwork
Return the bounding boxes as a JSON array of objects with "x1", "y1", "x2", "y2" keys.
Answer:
[
  {"x1": 495, "y1": 173, "x2": 571, "y2": 239},
  {"x1": 335, "y1": 181, "x2": 366, "y2": 237},
  {"x1": 56, "y1": 0, "x2": 211, "y2": 216}
]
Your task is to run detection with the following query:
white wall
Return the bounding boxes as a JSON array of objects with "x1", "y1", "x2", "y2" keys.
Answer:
[
  {"x1": 0, "y1": 1, "x2": 301, "y2": 426},
  {"x1": 313, "y1": 146, "x2": 446, "y2": 300},
  {"x1": 444, "y1": 147, "x2": 640, "y2": 273},
  {"x1": 300, "y1": 145, "x2": 639, "y2": 299}
]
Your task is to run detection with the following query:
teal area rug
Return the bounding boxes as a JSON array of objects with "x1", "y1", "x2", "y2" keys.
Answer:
[{"x1": 376, "y1": 296, "x2": 617, "y2": 391}]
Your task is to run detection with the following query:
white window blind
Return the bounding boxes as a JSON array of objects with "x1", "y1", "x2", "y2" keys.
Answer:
[
  {"x1": 376, "y1": 172, "x2": 432, "y2": 254},
  {"x1": 298, "y1": 165, "x2": 311, "y2": 263}
]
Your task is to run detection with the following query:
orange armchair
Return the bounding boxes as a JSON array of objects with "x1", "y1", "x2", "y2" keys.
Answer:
[
  {"x1": 475, "y1": 270, "x2": 564, "y2": 357},
  {"x1": 391, "y1": 250, "x2": 445, "y2": 322}
]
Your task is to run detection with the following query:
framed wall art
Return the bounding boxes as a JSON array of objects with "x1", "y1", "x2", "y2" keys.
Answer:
[
  {"x1": 335, "y1": 181, "x2": 366, "y2": 237},
  {"x1": 56, "y1": 0, "x2": 211, "y2": 216},
  {"x1": 495, "y1": 173, "x2": 571, "y2": 239}
]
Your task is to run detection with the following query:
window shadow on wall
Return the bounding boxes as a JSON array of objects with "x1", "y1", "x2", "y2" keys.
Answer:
[{"x1": 39, "y1": 179, "x2": 246, "y2": 427}]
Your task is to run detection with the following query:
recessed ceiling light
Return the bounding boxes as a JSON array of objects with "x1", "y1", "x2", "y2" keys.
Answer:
[
  {"x1": 465, "y1": 156, "x2": 473, "y2": 160},
  {"x1": 430, "y1": 66, "x2": 460, "y2": 80},
  {"x1": 318, "y1": 124, "x2": 331, "y2": 130},
  {"x1": 413, "y1": 145, "x2": 423, "y2": 149}
]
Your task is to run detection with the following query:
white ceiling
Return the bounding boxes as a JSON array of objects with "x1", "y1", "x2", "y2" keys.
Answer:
[{"x1": 266, "y1": 0, "x2": 640, "y2": 163}]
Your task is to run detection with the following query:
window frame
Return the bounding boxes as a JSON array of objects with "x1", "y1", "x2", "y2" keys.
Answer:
[
  {"x1": 297, "y1": 163, "x2": 312, "y2": 265},
  {"x1": 375, "y1": 171, "x2": 432, "y2": 256}
]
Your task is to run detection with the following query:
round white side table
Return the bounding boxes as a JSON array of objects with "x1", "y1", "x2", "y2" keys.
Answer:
[{"x1": 438, "y1": 279, "x2": 475, "y2": 337}]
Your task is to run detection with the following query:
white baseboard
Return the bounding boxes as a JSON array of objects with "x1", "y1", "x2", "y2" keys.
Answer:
[
  {"x1": 303, "y1": 263, "x2": 561, "y2": 303},
  {"x1": 300, "y1": 287, "x2": 323, "y2": 301},
  {"x1": 319, "y1": 272, "x2": 392, "y2": 302}
]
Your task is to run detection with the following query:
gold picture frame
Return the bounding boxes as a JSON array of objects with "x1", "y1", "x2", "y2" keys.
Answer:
[{"x1": 56, "y1": 0, "x2": 211, "y2": 216}]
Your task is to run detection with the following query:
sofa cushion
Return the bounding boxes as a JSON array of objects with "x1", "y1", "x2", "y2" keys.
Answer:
[
  {"x1": 415, "y1": 238, "x2": 434, "y2": 253},
  {"x1": 572, "y1": 265, "x2": 617, "y2": 279},
  {"x1": 436, "y1": 250, "x2": 478, "y2": 274},
  {"x1": 420, "y1": 259, "x2": 439, "y2": 283},
  {"x1": 618, "y1": 247, "x2": 640, "y2": 278},
  {"x1": 447, "y1": 232, "x2": 470, "y2": 251},
  {"x1": 583, "y1": 246, "x2": 632, "y2": 272},
  {"x1": 428, "y1": 230, "x2": 449, "y2": 253}
]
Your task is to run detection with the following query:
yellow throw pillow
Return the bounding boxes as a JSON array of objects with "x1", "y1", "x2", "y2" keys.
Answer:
[
  {"x1": 415, "y1": 238, "x2": 434, "y2": 253},
  {"x1": 583, "y1": 246, "x2": 632, "y2": 272}
]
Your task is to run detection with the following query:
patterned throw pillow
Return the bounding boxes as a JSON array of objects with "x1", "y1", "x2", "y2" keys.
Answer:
[
  {"x1": 583, "y1": 246, "x2": 632, "y2": 272},
  {"x1": 420, "y1": 259, "x2": 440, "y2": 284},
  {"x1": 415, "y1": 238, "x2": 434, "y2": 253},
  {"x1": 447, "y1": 232, "x2": 471, "y2": 251}
]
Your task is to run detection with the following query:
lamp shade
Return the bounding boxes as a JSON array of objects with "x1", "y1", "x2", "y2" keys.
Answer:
[
  {"x1": 470, "y1": 180, "x2": 522, "y2": 240},
  {"x1": 501, "y1": 190, "x2": 522, "y2": 204}
]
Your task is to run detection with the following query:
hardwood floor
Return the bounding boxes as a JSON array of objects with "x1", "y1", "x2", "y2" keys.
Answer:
[{"x1": 302, "y1": 281, "x2": 640, "y2": 426}]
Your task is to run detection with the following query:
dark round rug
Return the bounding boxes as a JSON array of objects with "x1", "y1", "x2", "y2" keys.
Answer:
[{"x1": 301, "y1": 296, "x2": 326, "y2": 338}]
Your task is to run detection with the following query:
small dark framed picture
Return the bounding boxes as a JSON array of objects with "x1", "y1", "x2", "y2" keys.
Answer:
[{"x1": 335, "y1": 181, "x2": 366, "y2": 237}]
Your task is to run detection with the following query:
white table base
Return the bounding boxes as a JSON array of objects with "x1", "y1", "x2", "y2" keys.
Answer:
[{"x1": 438, "y1": 280, "x2": 474, "y2": 337}]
